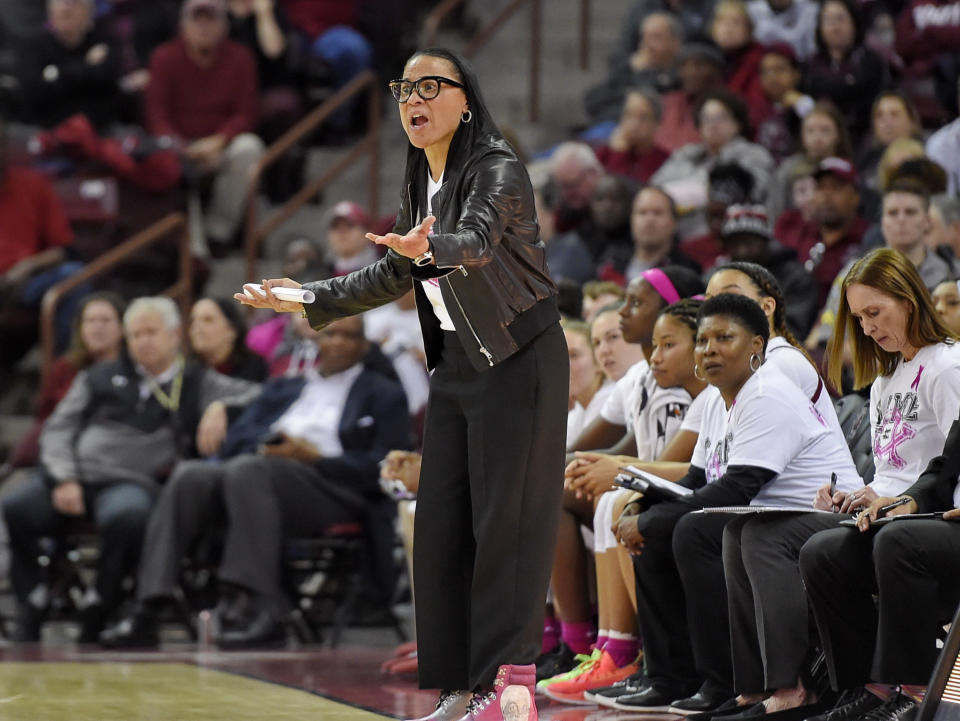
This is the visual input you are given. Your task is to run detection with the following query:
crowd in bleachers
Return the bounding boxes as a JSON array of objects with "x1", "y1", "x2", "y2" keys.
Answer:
[
  {"x1": 1, "y1": 0, "x2": 960, "y2": 719},
  {"x1": 523, "y1": 1, "x2": 960, "y2": 717}
]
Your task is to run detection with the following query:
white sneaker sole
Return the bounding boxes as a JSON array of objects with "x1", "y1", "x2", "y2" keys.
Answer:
[{"x1": 501, "y1": 685, "x2": 532, "y2": 721}]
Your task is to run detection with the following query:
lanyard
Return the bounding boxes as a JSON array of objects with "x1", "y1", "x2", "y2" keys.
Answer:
[{"x1": 144, "y1": 358, "x2": 184, "y2": 412}]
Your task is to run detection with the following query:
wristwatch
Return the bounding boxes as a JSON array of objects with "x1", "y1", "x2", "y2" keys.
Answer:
[{"x1": 413, "y1": 249, "x2": 434, "y2": 267}]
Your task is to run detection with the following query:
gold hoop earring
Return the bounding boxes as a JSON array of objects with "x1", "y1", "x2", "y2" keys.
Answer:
[
  {"x1": 749, "y1": 353, "x2": 762, "y2": 372},
  {"x1": 694, "y1": 363, "x2": 706, "y2": 381}
]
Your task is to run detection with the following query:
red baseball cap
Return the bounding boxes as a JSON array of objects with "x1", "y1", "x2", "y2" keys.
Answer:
[
  {"x1": 328, "y1": 201, "x2": 368, "y2": 227},
  {"x1": 814, "y1": 157, "x2": 859, "y2": 187},
  {"x1": 182, "y1": 0, "x2": 226, "y2": 17}
]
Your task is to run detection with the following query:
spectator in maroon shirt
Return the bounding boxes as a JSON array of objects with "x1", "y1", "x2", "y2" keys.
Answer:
[
  {"x1": 778, "y1": 156, "x2": 868, "y2": 307},
  {"x1": 751, "y1": 43, "x2": 813, "y2": 162},
  {"x1": 803, "y1": 0, "x2": 888, "y2": 139},
  {"x1": 145, "y1": 0, "x2": 264, "y2": 249},
  {"x1": 895, "y1": 0, "x2": 960, "y2": 124},
  {"x1": 593, "y1": 89, "x2": 670, "y2": 184},
  {"x1": 0, "y1": 115, "x2": 86, "y2": 369},
  {"x1": 655, "y1": 43, "x2": 726, "y2": 153},
  {"x1": 711, "y1": 0, "x2": 766, "y2": 110}
]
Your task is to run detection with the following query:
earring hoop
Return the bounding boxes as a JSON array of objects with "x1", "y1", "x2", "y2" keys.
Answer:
[
  {"x1": 749, "y1": 353, "x2": 762, "y2": 372},
  {"x1": 461, "y1": 110, "x2": 473, "y2": 124},
  {"x1": 694, "y1": 363, "x2": 706, "y2": 381}
]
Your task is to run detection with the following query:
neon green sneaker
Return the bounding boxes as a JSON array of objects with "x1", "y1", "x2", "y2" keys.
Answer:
[{"x1": 536, "y1": 648, "x2": 602, "y2": 694}]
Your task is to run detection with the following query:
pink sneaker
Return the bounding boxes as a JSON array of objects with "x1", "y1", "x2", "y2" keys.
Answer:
[{"x1": 466, "y1": 664, "x2": 537, "y2": 721}]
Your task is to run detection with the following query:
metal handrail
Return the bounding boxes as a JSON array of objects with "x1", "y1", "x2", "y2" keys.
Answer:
[
  {"x1": 421, "y1": 0, "x2": 591, "y2": 121},
  {"x1": 39, "y1": 212, "x2": 190, "y2": 378},
  {"x1": 242, "y1": 69, "x2": 382, "y2": 284}
]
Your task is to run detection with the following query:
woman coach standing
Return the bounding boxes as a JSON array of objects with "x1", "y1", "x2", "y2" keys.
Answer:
[{"x1": 237, "y1": 48, "x2": 568, "y2": 721}]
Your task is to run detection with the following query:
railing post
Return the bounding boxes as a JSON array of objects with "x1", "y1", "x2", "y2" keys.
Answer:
[
  {"x1": 368, "y1": 80, "x2": 381, "y2": 222},
  {"x1": 39, "y1": 214, "x2": 187, "y2": 378},
  {"x1": 239, "y1": 71, "x2": 382, "y2": 284},
  {"x1": 529, "y1": 0, "x2": 541, "y2": 123},
  {"x1": 580, "y1": 0, "x2": 590, "y2": 69},
  {"x1": 177, "y1": 219, "x2": 193, "y2": 322}
]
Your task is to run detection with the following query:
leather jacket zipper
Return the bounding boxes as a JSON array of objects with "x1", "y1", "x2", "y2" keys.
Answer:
[
  {"x1": 422, "y1": 183, "x2": 494, "y2": 366},
  {"x1": 445, "y1": 270, "x2": 494, "y2": 366}
]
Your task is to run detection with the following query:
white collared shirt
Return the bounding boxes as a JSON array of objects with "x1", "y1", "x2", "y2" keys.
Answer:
[
  {"x1": 271, "y1": 363, "x2": 364, "y2": 457},
  {"x1": 135, "y1": 356, "x2": 182, "y2": 402}
]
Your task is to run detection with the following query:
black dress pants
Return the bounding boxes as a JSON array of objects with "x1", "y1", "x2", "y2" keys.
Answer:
[
  {"x1": 218, "y1": 454, "x2": 361, "y2": 612},
  {"x1": 672, "y1": 511, "x2": 736, "y2": 695},
  {"x1": 800, "y1": 522, "x2": 960, "y2": 688},
  {"x1": 136, "y1": 458, "x2": 225, "y2": 602},
  {"x1": 631, "y1": 513, "x2": 701, "y2": 692},
  {"x1": 723, "y1": 512, "x2": 845, "y2": 691},
  {"x1": 413, "y1": 326, "x2": 568, "y2": 691}
]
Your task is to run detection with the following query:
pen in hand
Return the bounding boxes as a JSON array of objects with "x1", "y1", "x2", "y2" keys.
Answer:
[
  {"x1": 877, "y1": 496, "x2": 912, "y2": 518},
  {"x1": 829, "y1": 472, "x2": 838, "y2": 512}
]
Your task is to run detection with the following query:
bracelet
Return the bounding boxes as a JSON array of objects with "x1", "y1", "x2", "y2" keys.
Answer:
[{"x1": 413, "y1": 249, "x2": 434, "y2": 267}]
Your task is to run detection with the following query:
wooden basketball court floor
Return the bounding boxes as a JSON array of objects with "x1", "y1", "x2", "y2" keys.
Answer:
[{"x1": 0, "y1": 639, "x2": 678, "y2": 721}]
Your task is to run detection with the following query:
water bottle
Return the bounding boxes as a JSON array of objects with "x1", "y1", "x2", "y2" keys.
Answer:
[{"x1": 197, "y1": 609, "x2": 218, "y2": 649}]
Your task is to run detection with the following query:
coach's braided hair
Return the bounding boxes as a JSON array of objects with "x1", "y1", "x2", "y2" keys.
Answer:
[
  {"x1": 715, "y1": 261, "x2": 816, "y2": 369},
  {"x1": 659, "y1": 298, "x2": 703, "y2": 337}
]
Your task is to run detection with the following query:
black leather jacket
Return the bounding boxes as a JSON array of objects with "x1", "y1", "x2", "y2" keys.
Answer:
[{"x1": 303, "y1": 132, "x2": 559, "y2": 372}]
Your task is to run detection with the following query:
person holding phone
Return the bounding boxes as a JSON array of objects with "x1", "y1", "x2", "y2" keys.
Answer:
[{"x1": 236, "y1": 48, "x2": 567, "y2": 721}]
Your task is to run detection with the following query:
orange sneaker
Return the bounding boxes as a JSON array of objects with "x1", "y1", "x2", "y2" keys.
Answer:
[{"x1": 543, "y1": 650, "x2": 639, "y2": 705}]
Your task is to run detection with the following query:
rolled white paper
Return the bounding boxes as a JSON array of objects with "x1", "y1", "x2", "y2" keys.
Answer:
[{"x1": 243, "y1": 283, "x2": 315, "y2": 304}]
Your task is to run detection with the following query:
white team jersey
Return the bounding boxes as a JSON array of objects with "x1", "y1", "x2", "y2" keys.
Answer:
[
  {"x1": 868, "y1": 341, "x2": 960, "y2": 499},
  {"x1": 680, "y1": 384, "x2": 719, "y2": 434},
  {"x1": 692, "y1": 367, "x2": 861, "y2": 508},
  {"x1": 601, "y1": 359, "x2": 691, "y2": 461},
  {"x1": 567, "y1": 381, "x2": 614, "y2": 447}
]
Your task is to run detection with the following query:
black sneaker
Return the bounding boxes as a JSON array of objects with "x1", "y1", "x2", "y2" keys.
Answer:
[
  {"x1": 670, "y1": 682, "x2": 736, "y2": 716},
  {"x1": 535, "y1": 641, "x2": 577, "y2": 682},
  {"x1": 12, "y1": 604, "x2": 43, "y2": 643},
  {"x1": 584, "y1": 668, "x2": 649, "y2": 707},
  {"x1": 686, "y1": 698, "x2": 759, "y2": 721},
  {"x1": 99, "y1": 607, "x2": 160, "y2": 649},
  {"x1": 855, "y1": 694, "x2": 917, "y2": 721},
  {"x1": 613, "y1": 683, "x2": 697, "y2": 712},
  {"x1": 805, "y1": 688, "x2": 883, "y2": 721}
]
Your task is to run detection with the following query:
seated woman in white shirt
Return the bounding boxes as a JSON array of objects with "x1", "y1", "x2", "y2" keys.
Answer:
[
  {"x1": 544, "y1": 299, "x2": 710, "y2": 702},
  {"x1": 612, "y1": 293, "x2": 860, "y2": 713},
  {"x1": 612, "y1": 260, "x2": 841, "y2": 493},
  {"x1": 563, "y1": 312, "x2": 632, "y2": 447},
  {"x1": 705, "y1": 261, "x2": 838, "y2": 430},
  {"x1": 797, "y1": 248, "x2": 960, "y2": 721},
  {"x1": 543, "y1": 267, "x2": 703, "y2": 673}
]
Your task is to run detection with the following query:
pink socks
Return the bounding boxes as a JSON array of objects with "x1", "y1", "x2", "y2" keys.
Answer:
[
  {"x1": 560, "y1": 621, "x2": 596, "y2": 655},
  {"x1": 541, "y1": 616, "x2": 560, "y2": 655},
  {"x1": 603, "y1": 637, "x2": 641, "y2": 667}
]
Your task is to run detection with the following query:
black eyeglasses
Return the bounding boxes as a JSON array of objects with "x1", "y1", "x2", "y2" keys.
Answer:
[{"x1": 388, "y1": 76, "x2": 464, "y2": 103}]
